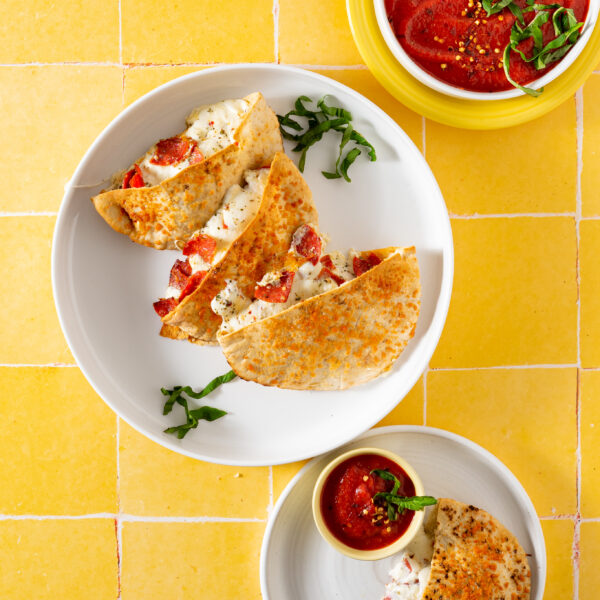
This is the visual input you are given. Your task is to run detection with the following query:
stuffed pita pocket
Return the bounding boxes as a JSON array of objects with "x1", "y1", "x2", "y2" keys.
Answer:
[
  {"x1": 384, "y1": 498, "x2": 531, "y2": 600},
  {"x1": 214, "y1": 227, "x2": 420, "y2": 391},
  {"x1": 154, "y1": 152, "x2": 319, "y2": 345},
  {"x1": 92, "y1": 92, "x2": 283, "y2": 249}
]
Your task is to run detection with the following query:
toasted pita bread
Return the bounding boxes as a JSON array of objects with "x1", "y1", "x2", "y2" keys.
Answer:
[
  {"x1": 160, "y1": 152, "x2": 319, "y2": 344},
  {"x1": 217, "y1": 247, "x2": 420, "y2": 390},
  {"x1": 92, "y1": 92, "x2": 283, "y2": 250},
  {"x1": 424, "y1": 498, "x2": 531, "y2": 599}
]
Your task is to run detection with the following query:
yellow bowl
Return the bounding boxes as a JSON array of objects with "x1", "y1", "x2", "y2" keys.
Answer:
[
  {"x1": 347, "y1": 0, "x2": 600, "y2": 129},
  {"x1": 311, "y1": 447, "x2": 425, "y2": 561}
]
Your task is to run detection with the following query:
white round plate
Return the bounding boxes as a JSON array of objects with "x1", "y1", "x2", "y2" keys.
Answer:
[
  {"x1": 52, "y1": 65, "x2": 453, "y2": 466},
  {"x1": 261, "y1": 426, "x2": 546, "y2": 600}
]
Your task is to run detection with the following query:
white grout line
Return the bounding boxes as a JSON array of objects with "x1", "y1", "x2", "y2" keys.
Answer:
[
  {"x1": 119, "y1": 0, "x2": 125, "y2": 108},
  {"x1": 0, "y1": 62, "x2": 122, "y2": 67},
  {"x1": 0, "y1": 363, "x2": 77, "y2": 368},
  {"x1": 450, "y1": 212, "x2": 577, "y2": 219},
  {"x1": 422, "y1": 366, "x2": 428, "y2": 426},
  {"x1": 0, "y1": 513, "x2": 268, "y2": 523},
  {"x1": 0, "y1": 211, "x2": 58, "y2": 217},
  {"x1": 116, "y1": 416, "x2": 122, "y2": 600},
  {"x1": 574, "y1": 87, "x2": 584, "y2": 600},
  {"x1": 273, "y1": 0, "x2": 280, "y2": 64},
  {"x1": 291, "y1": 64, "x2": 369, "y2": 70},
  {"x1": 539, "y1": 514, "x2": 578, "y2": 520},
  {"x1": 429, "y1": 364, "x2": 578, "y2": 371},
  {"x1": 268, "y1": 466, "x2": 274, "y2": 517}
]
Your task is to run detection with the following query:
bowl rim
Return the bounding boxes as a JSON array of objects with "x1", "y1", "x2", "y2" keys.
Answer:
[
  {"x1": 373, "y1": 0, "x2": 600, "y2": 101},
  {"x1": 311, "y1": 446, "x2": 426, "y2": 561}
]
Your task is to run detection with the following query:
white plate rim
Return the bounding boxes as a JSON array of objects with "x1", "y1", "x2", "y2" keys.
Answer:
[
  {"x1": 51, "y1": 64, "x2": 454, "y2": 466},
  {"x1": 260, "y1": 425, "x2": 547, "y2": 599}
]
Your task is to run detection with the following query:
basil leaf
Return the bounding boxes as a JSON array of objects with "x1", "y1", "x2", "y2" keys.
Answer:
[
  {"x1": 374, "y1": 493, "x2": 438, "y2": 512},
  {"x1": 371, "y1": 468, "x2": 401, "y2": 495},
  {"x1": 161, "y1": 371, "x2": 235, "y2": 439},
  {"x1": 503, "y1": 44, "x2": 543, "y2": 97},
  {"x1": 277, "y1": 96, "x2": 376, "y2": 182},
  {"x1": 483, "y1": 0, "x2": 516, "y2": 17},
  {"x1": 339, "y1": 148, "x2": 362, "y2": 182},
  {"x1": 317, "y1": 95, "x2": 353, "y2": 120},
  {"x1": 349, "y1": 130, "x2": 377, "y2": 161},
  {"x1": 189, "y1": 406, "x2": 227, "y2": 422}
]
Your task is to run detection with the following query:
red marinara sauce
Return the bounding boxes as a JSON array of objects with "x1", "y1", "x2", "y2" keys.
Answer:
[
  {"x1": 385, "y1": 0, "x2": 589, "y2": 92},
  {"x1": 320, "y1": 453, "x2": 416, "y2": 551}
]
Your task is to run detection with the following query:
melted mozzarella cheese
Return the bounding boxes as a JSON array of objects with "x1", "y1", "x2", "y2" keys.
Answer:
[
  {"x1": 219, "y1": 252, "x2": 354, "y2": 335},
  {"x1": 382, "y1": 526, "x2": 433, "y2": 600},
  {"x1": 211, "y1": 280, "x2": 252, "y2": 321},
  {"x1": 165, "y1": 168, "x2": 267, "y2": 301},
  {"x1": 124, "y1": 98, "x2": 249, "y2": 188}
]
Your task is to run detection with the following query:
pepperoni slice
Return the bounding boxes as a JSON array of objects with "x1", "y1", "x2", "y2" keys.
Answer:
[
  {"x1": 183, "y1": 234, "x2": 217, "y2": 263},
  {"x1": 179, "y1": 271, "x2": 208, "y2": 302},
  {"x1": 150, "y1": 136, "x2": 193, "y2": 166},
  {"x1": 292, "y1": 225, "x2": 322, "y2": 265},
  {"x1": 153, "y1": 297, "x2": 178, "y2": 318},
  {"x1": 122, "y1": 164, "x2": 144, "y2": 189},
  {"x1": 319, "y1": 255, "x2": 345, "y2": 286},
  {"x1": 189, "y1": 144, "x2": 205, "y2": 164},
  {"x1": 168, "y1": 259, "x2": 192, "y2": 291},
  {"x1": 254, "y1": 271, "x2": 295, "y2": 303},
  {"x1": 353, "y1": 253, "x2": 382, "y2": 278}
]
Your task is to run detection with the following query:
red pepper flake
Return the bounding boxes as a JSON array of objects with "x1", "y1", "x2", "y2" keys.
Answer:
[
  {"x1": 153, "y1": 297, "x2": 178, "y2": 318},
  {"x1": 292, "y1": 225, "x2": 322, "y2": 265},
  {"x1": 168, "y1": 259, "x2": 192, "y2": 291},
  {"x1": 254, "y1": 270, "x2": 295, "y2": 303},
  {"x1": 150, "y1": 136, "x2": 193, "y2": 166},
  {"x1": 179, "y1": 270, "x2": 208, "y2": 302},
  {"x1": 122, "y1": 164, "x2": 144, "y2": 189},
  {"x1": 183, "y1": 233, "x2": 217, "y2": 263},
  {"x1": 353, "y1": 253, "x2": 382, "y2": 277}
]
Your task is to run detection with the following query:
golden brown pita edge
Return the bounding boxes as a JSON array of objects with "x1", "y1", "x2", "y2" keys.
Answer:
[
  {"x1": 91, "y1": 92, "x2": 283, "y2": 250},
  {"x1": 217, "y1": 247, "x2": 420, "y2": 391},
  {"x1": 160, "y1": 151, "x2": 320, "y2": 345},
  {"x1": 423, "y1": 498, "x2": 531, "y2": 600}
]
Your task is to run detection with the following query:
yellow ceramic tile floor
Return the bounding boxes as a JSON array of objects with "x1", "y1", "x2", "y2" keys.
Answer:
[{"x1": 1, "y1": 3, "x2": 596, "y2": 598}]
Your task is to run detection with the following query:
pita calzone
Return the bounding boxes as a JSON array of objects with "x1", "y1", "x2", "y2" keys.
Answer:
[{"x1": 92, "y1": 92, "x2": 283, "y2": 249}]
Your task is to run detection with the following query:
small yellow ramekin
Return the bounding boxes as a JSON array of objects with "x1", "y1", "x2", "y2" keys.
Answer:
[{"x1": 312, "y1": 447, "x2": 425, "y2": 561}]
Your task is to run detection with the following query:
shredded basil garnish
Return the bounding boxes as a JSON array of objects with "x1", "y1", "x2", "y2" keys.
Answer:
[
  {"x1": 370, "y1": 469, "x2": 437, "y2": 522},
  {"x1": 483, "y1": 0, "x2": 584, "y2": 96},
  {"x1": 161, "y1": 370, "x2": 236, "y2": 439},
  {"x1": 277, "y1": 95, "x2": 376, "y2": 182}
]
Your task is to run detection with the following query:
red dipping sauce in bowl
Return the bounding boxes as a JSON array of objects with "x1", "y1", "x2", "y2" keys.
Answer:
[
  {"x1": 384, "y1": 0, "x2": 590, "y2": 93},
  {"x1": 320, "y1": 453, "x2": 417, "y2": 551}
]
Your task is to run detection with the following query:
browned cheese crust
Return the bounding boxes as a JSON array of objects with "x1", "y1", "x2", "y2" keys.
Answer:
[
  {"x1": 217, "y1": 247, "x2": 420, "y2": 390},
  {"x1": 91, "y1": 92, "x2": 283, "y2": 249},
  {"x1": 424, "y1": 498, "x2": 531, "y2": 600},
  {"x1": 161, "y1": 152, "x2": 319, "y2": 344}
]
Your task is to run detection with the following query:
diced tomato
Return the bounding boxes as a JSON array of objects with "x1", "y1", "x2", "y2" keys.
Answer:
[
  {"x1": 319, "y1": 267, "x2": 345, "y2": 286},
  {"x1": 254, "y1": 271, "x2": 295, "y2": 303},
  {"x1": 168, "y1": 259, "x2": 192, "y2": 291},
  {"x1": 188, "y1": 144, "x2": 204, "y2": 164},
  {"x1": 179, "y1": 270, "x2": 208, "y2": 302},
  {"x1": 150, "y1": 136, "x2": 193, "y2": 166},
  {"x1": 292, "y1": 225, "x2": 322, "y2": 265},
  {"x1": 353, "y1": 253, "x2": 382, "y2": 277},
  {"x1": 122, "y1": 164, "x2": 144, "y2": 189},
  {"x1": 319, "y1": 255, "x2": 346, "y2": 286},
  {"x1": 153, "y1": 297, "x2": 178, "y2": 318},
  {"x1": 183, "y1": 234, "x2": 217, "y2": 263}
]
